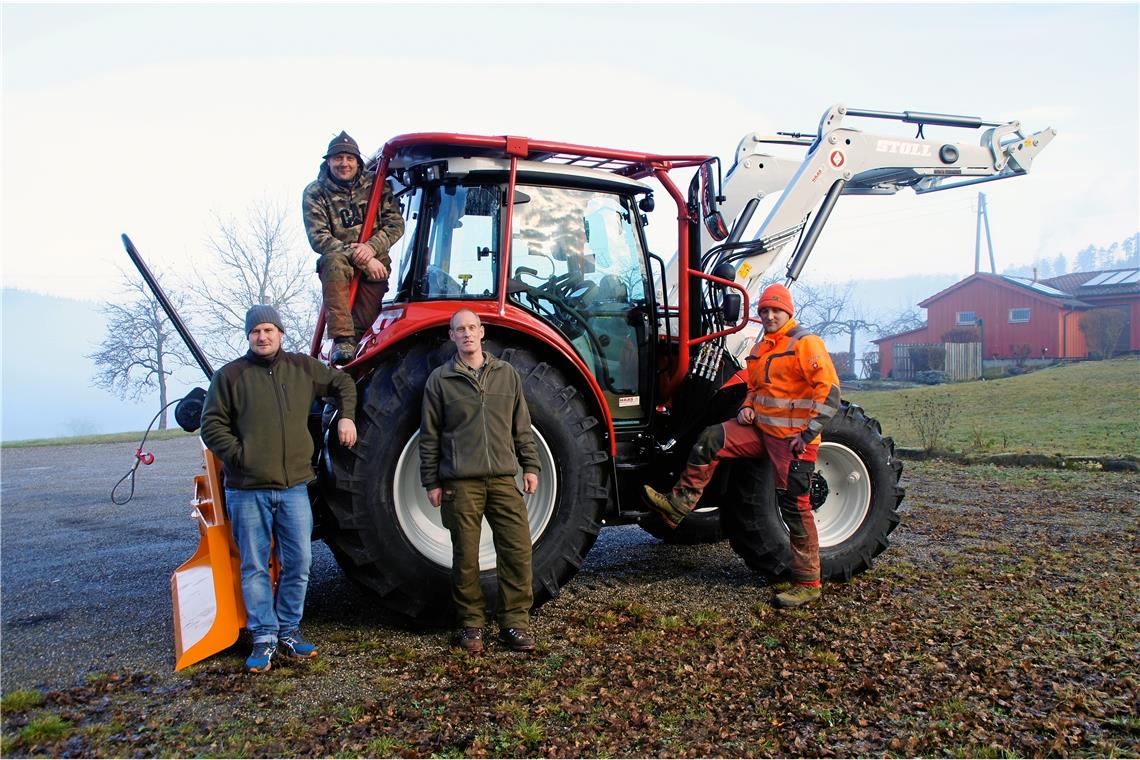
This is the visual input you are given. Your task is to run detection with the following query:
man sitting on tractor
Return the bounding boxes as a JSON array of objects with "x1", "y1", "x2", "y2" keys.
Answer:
[
  {"x1": 643, "y1": 284, "x2": 841, "y2": 609},
  {"x1": 303, "y1": 130, "x2": 405, "y2": 365}
]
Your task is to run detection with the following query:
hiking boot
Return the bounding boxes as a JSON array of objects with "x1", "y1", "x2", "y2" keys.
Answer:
[
  {"x1": 642, "y1": 485, "x2": 688, "y2": 529},
  {"x1": 497, "y1": 628, "x2": 536, "y2": 652},
  {"x1": 454, "y1": 628, "x2": 484, "y2": 653},
  {"x1": 774, "y1": 584, "x2": 822, "y2": 609},
  {"x1": 245, "y1": 641, "x2": 277, "y2": 673},
  {"x1": 279, "y1": 630, "x2": 318, "y2": 659},
  {"x1": 330, "y1": 339, "x2": 357, "y2": 365}
]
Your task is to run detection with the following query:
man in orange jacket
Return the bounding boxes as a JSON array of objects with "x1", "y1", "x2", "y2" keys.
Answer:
[{"x1": 643, "y1": 283, "x2": 841, "y2": 608}]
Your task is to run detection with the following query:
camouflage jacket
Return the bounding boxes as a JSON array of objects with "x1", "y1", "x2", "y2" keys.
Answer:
[{"x1": 302, "y1": 164, "x2": 405, "y2": 268}]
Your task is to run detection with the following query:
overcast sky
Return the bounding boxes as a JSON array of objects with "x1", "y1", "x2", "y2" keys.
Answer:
[{"x1": 3, "y1": 2, "x2": 1138, "y2": 303}]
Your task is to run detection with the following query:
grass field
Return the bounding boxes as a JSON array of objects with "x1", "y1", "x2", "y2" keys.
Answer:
[
  {"x1": 845, "y1": 356, "x2": 1140, "y2": 457},
  {"x1": 0, "y1": 428, "x2": 193, "y2": 449}
]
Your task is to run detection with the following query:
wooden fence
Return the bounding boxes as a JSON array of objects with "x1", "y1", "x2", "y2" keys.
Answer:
[{"x1": 892, "y1": 342, "x2": 981, "y2": 381}]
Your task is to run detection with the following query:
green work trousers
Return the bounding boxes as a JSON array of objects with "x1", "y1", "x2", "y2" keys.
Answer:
[{"x1": 440, "y1": 476, "x2": 533, "y2": 630}]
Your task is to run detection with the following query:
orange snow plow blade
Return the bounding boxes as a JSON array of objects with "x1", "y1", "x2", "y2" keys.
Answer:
[{"x1": 172, "y1": 444, "x2": 246, "y2": 670}]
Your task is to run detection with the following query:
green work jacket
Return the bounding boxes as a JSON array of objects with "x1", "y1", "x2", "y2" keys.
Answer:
[
  {"x1": 201, "y1": 350, "x2": 356, "y2": 490},
  {"x1": 419, "y1": 353, "x2": 540, "y2": 490}
]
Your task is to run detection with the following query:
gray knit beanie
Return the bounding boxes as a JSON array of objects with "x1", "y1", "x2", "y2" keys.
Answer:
[{"x1": 244, "y1": 304, "x2": 285, "y2": 335}]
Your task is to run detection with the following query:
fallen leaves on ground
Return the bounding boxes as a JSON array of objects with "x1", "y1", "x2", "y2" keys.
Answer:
[{"x1": 3, "y1": 461, "x2": 1138, "y2": 758}]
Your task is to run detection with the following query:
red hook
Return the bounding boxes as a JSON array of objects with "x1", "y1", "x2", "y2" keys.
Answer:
[{"x1": 135, "y1": 448, "x2": 155, "y2": 466}]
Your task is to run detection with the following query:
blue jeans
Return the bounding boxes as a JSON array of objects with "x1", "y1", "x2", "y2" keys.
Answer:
[{"x1": 226, "y1": 484, "x2": 313, "y2": 644}]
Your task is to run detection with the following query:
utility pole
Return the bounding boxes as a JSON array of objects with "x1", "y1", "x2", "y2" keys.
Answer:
[{"x1": 974, "y1": 191, "x2": 996, "y2": 274}]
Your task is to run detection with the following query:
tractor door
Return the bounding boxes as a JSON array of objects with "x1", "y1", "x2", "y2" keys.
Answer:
[{"x1": 509, "y1": 186, "x2": 655, "y2": 422}]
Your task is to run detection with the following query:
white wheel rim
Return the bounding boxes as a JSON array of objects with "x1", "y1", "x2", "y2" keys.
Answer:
[
  {"x1": 811, "y1": 441, "x2": 873, "y2": 547},
  {"x1": 393, "y1": 427, "x2": 558, "y2": 570}
]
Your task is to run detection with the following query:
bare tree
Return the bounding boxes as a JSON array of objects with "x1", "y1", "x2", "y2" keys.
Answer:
[
  {"x1": 877, "y1": 306, "x2": 926, "y2": 338},
  {"x1": 187, "y1": 202, "x2": 319, "y2": 362},
  {"x1": 88, "y1": 270, "x2": 196, "y2": 430},
  {"x1": 791, "y1": 281, "x2": 854, "y2": 339}
]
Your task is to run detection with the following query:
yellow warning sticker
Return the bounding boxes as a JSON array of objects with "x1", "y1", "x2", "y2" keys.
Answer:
[{"x1": 738, "y1": 262, "x2": 752, "y2": 279}]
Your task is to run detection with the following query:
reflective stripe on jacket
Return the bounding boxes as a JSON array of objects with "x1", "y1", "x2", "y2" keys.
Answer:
[{"x1": 744, "y1": 319, "x2": 841, "y2": 444}]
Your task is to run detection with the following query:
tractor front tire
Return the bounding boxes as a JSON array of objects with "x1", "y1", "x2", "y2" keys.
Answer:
[
  {"x1": 723, "y1": 402, "x2": 904, "y2": 582},
  {"x1": 639, "y1": 503, "x2": 724, "y2": 545},
  {"x1": 320, "y1": 343, "x2": 608, "y2": 626}
]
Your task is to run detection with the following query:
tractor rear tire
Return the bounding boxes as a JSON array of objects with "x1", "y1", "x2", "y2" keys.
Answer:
[
  {"x1": 723, "y1": 402, "x2": 904, "y2": 582},
  {"x1": 319, "y1": 343, "x2": 608, "y2": 626}
]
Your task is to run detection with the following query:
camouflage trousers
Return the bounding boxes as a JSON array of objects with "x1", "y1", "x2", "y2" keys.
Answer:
[
  {"x1": 440, "y1": 476, "x2": 534, "y2": 630},
  {"x1": 673, "y1": 420, "x2": 821, "y2": 584},
  {"x1": 317, "y1": 252, "x2": 388, "y2": 340}
]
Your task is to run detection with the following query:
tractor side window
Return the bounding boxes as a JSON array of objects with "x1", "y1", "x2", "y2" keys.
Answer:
[
  {"x1": 419, "y1": 184, "x2": 500, "y2": 299},
  {"x1": 389, "y1": 186, "x2": 422, "y2": 302}
]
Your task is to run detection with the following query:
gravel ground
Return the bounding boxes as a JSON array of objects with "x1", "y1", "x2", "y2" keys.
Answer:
[
  {"x1": 1, "y1": 436, "x2": 739, "y2": 692},
  {"x1": 3, "y1": 441, "x2": 1138, "y2": 756}
]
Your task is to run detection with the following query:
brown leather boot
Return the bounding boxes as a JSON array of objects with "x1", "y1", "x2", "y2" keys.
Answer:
[{"x1": 454, "y1": 628, "x2": 484, "y2": 653}]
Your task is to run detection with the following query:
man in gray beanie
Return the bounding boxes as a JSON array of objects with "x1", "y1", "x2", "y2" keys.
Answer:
[
  {"x1": 303, "y1": 130, "x2": 405, "y2": 364},
  {"x1": 201, "y1": 304, "x2": 358, "y2": 673}
]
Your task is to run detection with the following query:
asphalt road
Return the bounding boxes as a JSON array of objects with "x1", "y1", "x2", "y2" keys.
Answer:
[
  {"x1": 1, "y1": 437, "x2": 207, "y2": 691},
  {"x1": 1, "y1": 436, "x2": 668, "y2": 693}
]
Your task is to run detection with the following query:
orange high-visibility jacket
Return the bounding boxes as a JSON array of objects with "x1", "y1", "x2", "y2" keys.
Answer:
[{"x1": 743, "y1": 319, "x2": 841, "y2": 444}]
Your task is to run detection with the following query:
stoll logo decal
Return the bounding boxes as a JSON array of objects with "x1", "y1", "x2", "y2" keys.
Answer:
[{"x1": 875, "y1": 139, "x2": 933, "y2": 157}]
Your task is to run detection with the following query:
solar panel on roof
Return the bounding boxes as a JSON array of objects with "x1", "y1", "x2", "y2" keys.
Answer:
[{"x1": 1082, "y1": 270, "x2": 1140, "y2": 287}]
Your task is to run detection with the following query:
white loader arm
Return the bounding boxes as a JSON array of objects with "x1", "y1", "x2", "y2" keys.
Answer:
[{"x1": 703, "y1": 104, "x2": 1056, "y2": 296}]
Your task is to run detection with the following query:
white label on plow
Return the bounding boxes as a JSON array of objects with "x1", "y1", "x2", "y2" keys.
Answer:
[{"x1": 174, "y1": 566, "x2": 217, "y2": 651}]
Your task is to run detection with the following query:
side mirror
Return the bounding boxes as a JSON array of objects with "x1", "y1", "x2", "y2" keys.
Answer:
[
  {"x1": 699, "y1": 159, "x2": 728, "y2": 241},
  {"x1": 722, "y1": 293, "x2": 742, "y2": 324}
]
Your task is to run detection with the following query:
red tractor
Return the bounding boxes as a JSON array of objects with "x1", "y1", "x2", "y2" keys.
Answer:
[{"x1": 133, "y1": 104, "x2": 1054, "y2": 665}]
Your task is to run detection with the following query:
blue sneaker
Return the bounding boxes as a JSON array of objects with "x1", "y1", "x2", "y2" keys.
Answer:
[
  {"x1": 245, "y1": 641, "x2": 276, "y2": 673},
  {"x1": 279, "y1": 630, "x2": 318, "y2": 659}
]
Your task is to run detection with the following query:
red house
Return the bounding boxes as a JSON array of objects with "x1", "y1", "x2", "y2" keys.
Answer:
[
  {"x1": 873, "y1": 268, "x2": 1139, "y2": 378},
  {"x1": 1041, "y1": 269, "x2": 1140, "y2": 352}
]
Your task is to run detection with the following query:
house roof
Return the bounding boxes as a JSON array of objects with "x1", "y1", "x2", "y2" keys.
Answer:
[
  {"x1": 872, "y1": 324, "x2": 928, "y2": 345},
  {"x1": 918, "y1": 272, "x2": 1090, "y2": 309},
  {"x1": 1041, "y1": 268, "x2": 1140, "y2": 298}
]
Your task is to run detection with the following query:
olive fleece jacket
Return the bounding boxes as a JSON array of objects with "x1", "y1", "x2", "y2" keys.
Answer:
[
  {"x1": 419, "y1": 353, "x2": 541, "y2": 490},
  {"x1": 201, "y1": 350, "x2": 356, "y2": 490}
]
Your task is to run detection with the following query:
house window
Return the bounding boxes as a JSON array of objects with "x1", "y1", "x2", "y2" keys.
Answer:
[
  {"x1": 956, "y1": 311, "x2": 977, "y2": 325},
  {"x1": 1009, "y1": 307, "x2": 1031, "y2": 324}
]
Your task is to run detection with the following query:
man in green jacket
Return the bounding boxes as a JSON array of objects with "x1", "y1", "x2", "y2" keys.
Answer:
[
  {"x1": 201, "y1": 305, "x2": 357, "y2": 673},
  {"x1": 420, "y1": 309, "x2": 540, "y2": 653},
  {"x1": 303, "y1": 130, "x2": 405, "y2": 365}
]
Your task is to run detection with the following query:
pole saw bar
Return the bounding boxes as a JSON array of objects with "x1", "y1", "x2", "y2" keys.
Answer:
[{"x1": 121, "y1": 233, "x2": 215, "y2": 381}]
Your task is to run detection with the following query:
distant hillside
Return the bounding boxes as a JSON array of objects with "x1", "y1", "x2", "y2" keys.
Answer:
[
  {"x1": 1, "y1": 289, "x2": 200, "y2": 441},
  {"x1": 0, "y1": 275, "x2": 959, "y2": 440}
]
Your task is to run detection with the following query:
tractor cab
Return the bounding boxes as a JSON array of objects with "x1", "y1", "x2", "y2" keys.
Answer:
[{"x1": 374, "y1": 153, "x2": 663, "y2": 424}]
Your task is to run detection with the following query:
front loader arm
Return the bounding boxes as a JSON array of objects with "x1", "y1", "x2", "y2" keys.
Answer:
[{"x1": 706, "y1": 104, "x2": 1056, "y2": 297}]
